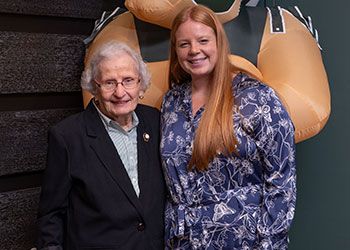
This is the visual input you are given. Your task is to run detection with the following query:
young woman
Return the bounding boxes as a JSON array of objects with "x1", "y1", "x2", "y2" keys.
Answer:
[{"x1": 161, "y1": 5, "x2": 296, "y2": 249}]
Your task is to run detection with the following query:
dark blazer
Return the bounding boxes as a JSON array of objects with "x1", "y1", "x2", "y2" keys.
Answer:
[{"x1": 37, "y1": 101, "x2": 165, "y2": 250}]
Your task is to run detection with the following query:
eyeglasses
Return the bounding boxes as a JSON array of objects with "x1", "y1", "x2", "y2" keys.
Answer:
[{"x1": 95, "y1": 77, "x2": 140, "y2": 91}]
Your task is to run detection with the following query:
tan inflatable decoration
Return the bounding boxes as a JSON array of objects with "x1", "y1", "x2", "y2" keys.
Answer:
[{"x1": 83, "y1": 0, "x2": 330, "y2": 143}]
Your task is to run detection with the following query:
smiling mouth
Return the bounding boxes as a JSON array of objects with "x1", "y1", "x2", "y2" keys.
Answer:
[
  {"x1": 112, "y1": 100, "x2": 131, "y2": 105},
  {"x1": 188, "y1": 57, "x2": 207, "y2": 65}
]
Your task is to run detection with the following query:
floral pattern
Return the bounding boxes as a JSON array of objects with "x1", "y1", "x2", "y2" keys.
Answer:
[{"x1": 160, "y1": 73, "x2": 296, "y2": 250}]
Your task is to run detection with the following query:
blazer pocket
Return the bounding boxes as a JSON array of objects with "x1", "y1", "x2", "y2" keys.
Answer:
[{"x1": 150, "y1": 237, "x2": 164, "y2": 249}]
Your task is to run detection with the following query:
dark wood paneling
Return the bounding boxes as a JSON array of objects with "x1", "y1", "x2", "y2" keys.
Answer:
[
  {"x1": 0, "y1": 108, "x2": 81, "y2": 176},
  {"x1": 0, "y1": 172, "x2": 42, "y2": 193},
  {"x1": 0, "y1": 0, "x2": 117, "y2": 19},
  {"x1": 0, "y1": 1, "x2": 112, "y2": 248},
  {"x1": 0, "y1": 187, "x2": 40, "y2": 250},
  {"x1": 0, "y1": 14, "x2": 95, "y2": 35},
  {"x1": 0, "y1": 92, "x2": 83, "y2": 111},
  {"x1": 0, "y1": 31, "x2": 85, "y2": 94}
]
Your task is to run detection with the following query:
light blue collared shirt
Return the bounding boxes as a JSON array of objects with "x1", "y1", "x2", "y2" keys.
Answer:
[{"x1": 94, "y1": 102, "x2": 140, "y2": 196}]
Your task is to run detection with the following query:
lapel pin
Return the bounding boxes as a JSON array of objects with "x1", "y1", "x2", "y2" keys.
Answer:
[{"x1": 143, "y1": 133, "x2": 150, "y2": 142}]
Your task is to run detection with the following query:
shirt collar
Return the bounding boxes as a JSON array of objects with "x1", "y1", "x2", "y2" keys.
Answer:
[{"x1": 93, "y1": 100, "x2": 139, "y2": 133}]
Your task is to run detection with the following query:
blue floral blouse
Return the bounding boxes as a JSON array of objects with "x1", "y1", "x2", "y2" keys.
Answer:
[{"x1": 160, "y1": 73, "x2": 296, "y2": 250}]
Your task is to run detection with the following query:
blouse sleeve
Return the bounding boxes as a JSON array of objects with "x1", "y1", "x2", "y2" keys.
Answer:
[
  {"x1": 36, "y1": 127, "x2": 71, "y2": 249},
  {"x1": 253, "y1": 85, "x2": 297, "y2": 249}
]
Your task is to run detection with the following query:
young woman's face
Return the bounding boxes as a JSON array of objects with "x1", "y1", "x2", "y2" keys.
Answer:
[{"x1": 175, "y1": 19, "x2": 218, "y2": 82}]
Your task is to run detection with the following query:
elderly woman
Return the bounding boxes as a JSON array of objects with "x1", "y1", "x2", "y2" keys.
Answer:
[{"x1": 36, "y1": 42, "x2": 165, "y2": 250}]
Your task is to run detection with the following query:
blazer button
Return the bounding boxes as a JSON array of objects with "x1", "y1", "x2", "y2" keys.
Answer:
[{"x1": 137, "y1": 222, "x2": 145, "y2": 231}]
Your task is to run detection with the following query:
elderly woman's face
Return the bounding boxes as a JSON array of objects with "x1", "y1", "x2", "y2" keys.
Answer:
[{"x1": 94, "y1": 53, "x2": 143, "y2": 123}]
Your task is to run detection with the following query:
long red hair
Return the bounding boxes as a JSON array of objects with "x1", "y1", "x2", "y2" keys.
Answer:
[{"x1": 169, "y1": 5, "x2": 238, "y2": 171}]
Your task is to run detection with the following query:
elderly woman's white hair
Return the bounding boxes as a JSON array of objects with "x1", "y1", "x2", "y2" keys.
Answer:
[{"x1": 81, "y1": 41, "x2": 151, "y2": 95}]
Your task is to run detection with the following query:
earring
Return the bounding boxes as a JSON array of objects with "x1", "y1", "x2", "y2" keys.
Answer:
[{"x1": 139, "y1": 95, "x2": 144, "y2": 99}]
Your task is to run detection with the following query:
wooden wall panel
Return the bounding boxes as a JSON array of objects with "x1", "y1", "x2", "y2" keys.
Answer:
[
  {"x1": 0, "y1": 108, "x2": 81, "y2": 176},
  {"x1": 0, "y1": 1, "x2": 112, "y2": 248},
  {"x1": 0, "y1": 31, "x2": 85, "y2": 94},
  {"x1": 0, "y1": 0, "x2": 117, "y2": 19},
  {"x1": 0, "y1": 187, "x2": 41, "y2": 250}
]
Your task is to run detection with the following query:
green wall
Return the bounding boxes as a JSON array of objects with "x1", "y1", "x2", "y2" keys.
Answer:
[
  {"x1": 288, "y1": 0, "x2": 350, "y2": 249},
  {"x1": 200, "y1": 0, "x2": 350, "y2": 248}
]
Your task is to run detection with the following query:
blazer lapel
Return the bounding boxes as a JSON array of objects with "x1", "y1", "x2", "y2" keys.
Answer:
[
  {"x1": 84, "y1": 101, "x2": 145, "y2": 218},
  {"x1": 135, "y1": 111, "x2": 153, "y2": 204}
]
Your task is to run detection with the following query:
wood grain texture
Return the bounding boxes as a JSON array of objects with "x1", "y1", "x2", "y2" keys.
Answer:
[
  {"x1": 0, "y1": 108, "x2": 81, "y2": 176},
  {"x1": 0, "y1": 0, "x2": 117, "y2": 19},
  {"x1": 0, "y1": 187, "x2": 41, "y2": 250},
  {"x1": 0, "y1": 31, "x2": 86, "y2": 94}
]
